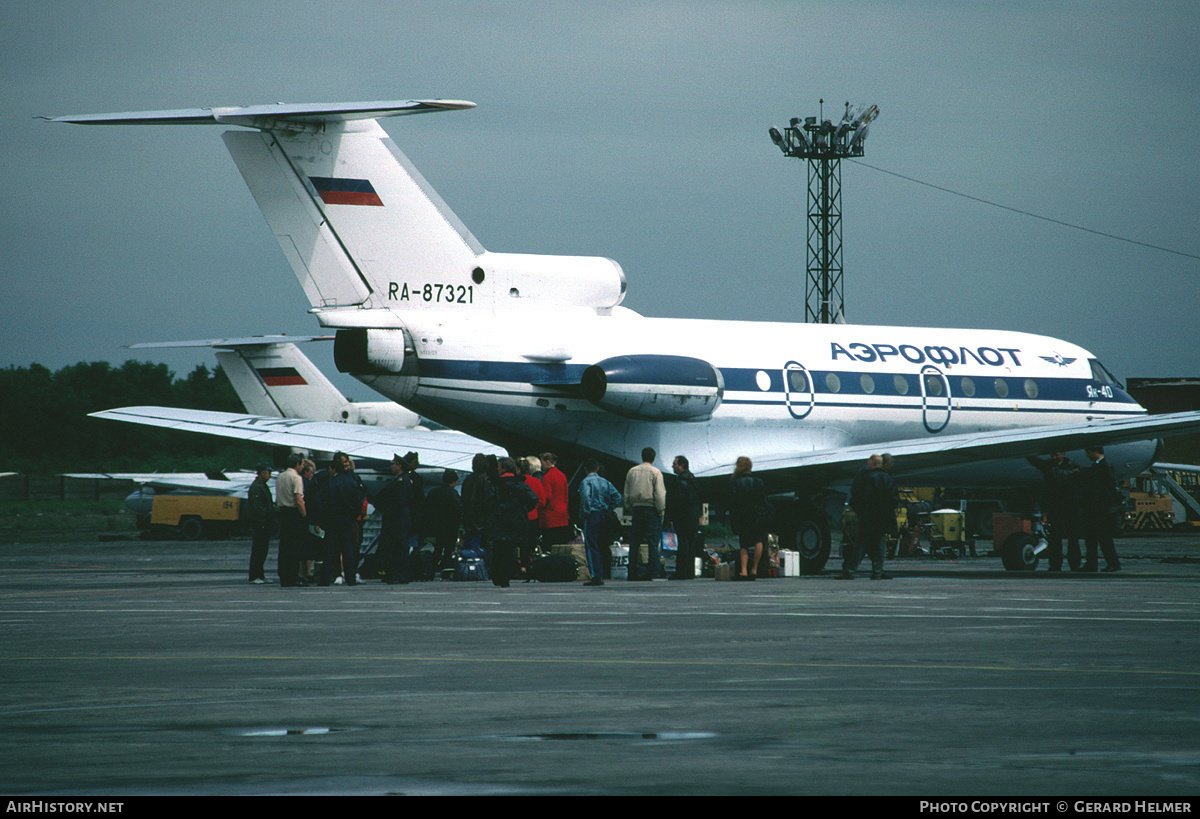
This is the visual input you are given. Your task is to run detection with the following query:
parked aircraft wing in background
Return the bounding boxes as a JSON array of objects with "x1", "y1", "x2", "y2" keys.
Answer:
[
  {"x1": 62, "y1": 471, "x2": 261, "y2": 495},
  {"x1": 89, "y1": 406, "x2": 506, "y2": 473}
]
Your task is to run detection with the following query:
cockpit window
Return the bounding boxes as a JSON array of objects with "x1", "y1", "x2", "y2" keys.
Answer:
[{"x1": 1089, "y1": 359, "x2": 1123, "y2": 388}]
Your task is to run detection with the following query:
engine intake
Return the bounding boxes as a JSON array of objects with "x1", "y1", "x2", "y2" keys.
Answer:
[
  {"x1": 334, "y1": 327, "x2": 414, "y2": 376},
  {"x1": 580, "y1": 355, "x2": 723, "y2": 422}
]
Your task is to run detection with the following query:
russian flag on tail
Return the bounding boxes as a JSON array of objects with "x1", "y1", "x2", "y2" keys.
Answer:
[
  {"x1": 308, "y1": 176, "x2": 384, "y2": 207},
  {"x1": 256, "y1": 367, "x2": 307, "y2": 387}
]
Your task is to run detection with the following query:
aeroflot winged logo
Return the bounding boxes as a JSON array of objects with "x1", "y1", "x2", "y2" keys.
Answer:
[
  {"x1": 1039, "y1": 354, "x2": 1078, "y2": 367},
  {"x1": 308, "y1": 176, "x2": 384, "y2": 207}
]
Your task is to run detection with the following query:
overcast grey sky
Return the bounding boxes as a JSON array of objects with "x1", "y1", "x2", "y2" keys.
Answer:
[{"x1": 4, "y1": 0, "x2": 1198, "y2": 400}]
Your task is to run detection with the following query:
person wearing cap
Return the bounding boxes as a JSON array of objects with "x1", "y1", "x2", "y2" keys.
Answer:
[
  {"x1": 375, "y1": 453, "x2": 415, "y2": 584},
  {"x1": 247, "y1": 461, "x2": 275, "y2": 584},
  {"x1": 404, "y1": 451, "x2": 425, "y2": 569}
]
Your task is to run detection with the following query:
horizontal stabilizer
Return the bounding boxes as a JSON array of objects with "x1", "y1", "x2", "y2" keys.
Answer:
[
  {"x1": 49, "y1": 100, "x2": 475, "y2": 129},
  {"x1": 129, "y1": 335, "x2": 334, "y2": 350}
]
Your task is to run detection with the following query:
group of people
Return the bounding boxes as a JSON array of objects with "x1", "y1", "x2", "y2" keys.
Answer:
[
  {"x1": 1028, "y1": 445, "x2": 1122, "y2": 572},
  {"x1": 247, "y1": 449, "x2": 579, "y2": 588},
  {"x1": 248, "y1": 451, "x2": 370, "y2": 586},
  {"x1": 245, "y1": 442, "x2": 1124, "y2": 587},
  {"x1": 577, "y1": 448, "x2": 705, "y2": 585},
  {"x1": 246, "y1": 446, "x2": 714, "y2": 588}
]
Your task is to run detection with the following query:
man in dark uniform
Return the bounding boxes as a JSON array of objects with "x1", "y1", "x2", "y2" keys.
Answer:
[
  {"x1": 247, "y1": 462, "x2": 275, "y2": 584},
  {"x1": 844, "y1": 454, "x2": 895, "y2": 580},
  {"x1": 318, "y1": 452, "x2": 366, "y2": 586},
  {"x1": 487, "y1": 457, "x2": 538, "y2": 588},
  {"x1": 666, "y1": 455, "x2": 701, "y2": 579},
  {"x1": 374, "y1": 454, "x2": 414, "y2": 584},
  {"x1": 1079, "y1": 445, "x2": 1121, "y2": 572},
  {"x1": 839, "y1": 455, "x2": 880, "y2": 579},
  {"x1": 424, "y1": 469, "x2": 463, "y2": 579},
  {"x1": 1027, "y1": 452, "x2": 1083, "y2": 571},
  {"x1": 460, "y1": 453, "x2": 494, "y2": 556}
]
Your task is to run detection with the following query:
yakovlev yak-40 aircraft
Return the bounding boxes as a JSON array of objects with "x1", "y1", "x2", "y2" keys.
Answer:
[{"x1": 52, "y1": 99, "x2": 1200, "y2": 572}]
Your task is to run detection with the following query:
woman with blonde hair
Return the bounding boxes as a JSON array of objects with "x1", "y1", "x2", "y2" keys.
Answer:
[{"x1": 729, "y1": 456, "x2": 769, "y2": 580}]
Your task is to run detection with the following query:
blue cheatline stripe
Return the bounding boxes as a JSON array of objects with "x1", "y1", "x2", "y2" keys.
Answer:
[{"x1": 413, "y1": 358, "x2": 1141, "y2": 409}]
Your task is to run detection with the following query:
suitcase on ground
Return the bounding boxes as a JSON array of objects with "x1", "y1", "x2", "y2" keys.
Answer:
[{"x1": 527, "y1": 553, "x2": 579, "y2": 582}]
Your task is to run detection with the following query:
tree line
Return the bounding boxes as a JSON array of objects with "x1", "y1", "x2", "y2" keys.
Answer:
[{"x1": 0, "y1": 361, "x2": 271, "y2": 474}]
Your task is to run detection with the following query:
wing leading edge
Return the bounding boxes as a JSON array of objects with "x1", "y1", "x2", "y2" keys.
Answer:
[{"x1": 694, "y1": 410, "x2": 1200, "y2": 486}]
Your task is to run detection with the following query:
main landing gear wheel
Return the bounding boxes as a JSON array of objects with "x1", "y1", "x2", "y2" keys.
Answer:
[
  {"x1": 797, "y1": 514, "x2": 831, "y2": 574},
  {"x1": 776, "y1": 499, "x2": 831, "y2": 575},
  {"x1": 1001, "y1": 532, "x2": 1039, "y2": 571}
]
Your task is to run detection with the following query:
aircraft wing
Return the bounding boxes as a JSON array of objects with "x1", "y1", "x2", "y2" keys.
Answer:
[
  {"x1": 90, "y1": 406, "x2": 506, "y2": 472},
  {"x1": 696, "y1": 410, "x2": 1200, "y2": 485},
  {"x1": 62, "y1": 472, "x2": 259, "y2": 494}
]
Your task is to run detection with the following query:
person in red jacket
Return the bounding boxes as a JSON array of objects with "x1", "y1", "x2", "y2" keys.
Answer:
[{"x1": 538, "y1": 451, "x2": 573, "y2": 547}]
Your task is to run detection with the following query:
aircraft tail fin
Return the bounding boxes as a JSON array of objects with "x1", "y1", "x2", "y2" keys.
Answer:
[
  {"x1": 214, "y1": 340, "x2": 422, "y2": 427},
  {"x1": 213, "y1": 341, "x2": 349, "y2": 420},
  {"x1": 222, "y1": 120, "x2": 484, "y2": 312},
  {"x1": 55, "y1": 100, "x2": 483, "y2": 312},
  {"x1": 54, "y1": 100, "x2": 629, "y2": 318},
  {"x1": 130, "y1": 335, "x2": 350, "y2": 419}
]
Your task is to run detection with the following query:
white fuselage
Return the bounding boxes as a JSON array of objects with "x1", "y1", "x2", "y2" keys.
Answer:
[{"x1": 348, "y1": 308, "x2": 1151, "y2": 485}]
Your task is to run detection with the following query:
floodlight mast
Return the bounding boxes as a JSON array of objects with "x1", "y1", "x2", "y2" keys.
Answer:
[{"x1": 769, "y1": 100, "x2": 879, "y2": 324}]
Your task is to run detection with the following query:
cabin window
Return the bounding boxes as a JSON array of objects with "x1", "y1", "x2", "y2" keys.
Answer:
[
  {"x1": 923, "y1": 374, "x2": 944, "y2": 397},
  {"x1": 788, "y1": 369, "x2": 808, "y2": 392},
  {"x1": 860, "y1": 373, "x2": 875, "y2": 394},
  {"x1": 994, "y1": 378, "x2": 1010, "y2": 398},
  {"x1": 1024, "y1": 379, "x2": 1039, "y2": 399},
  {"x1": 825, "y1": 372, "x2": 842, "y2": 393},
  {"x1": 893, "y1": 374, "x2": 910, "y2": 395},
  {"x1": 960, "y1": 377, "x2": 976, "y2": 397}
]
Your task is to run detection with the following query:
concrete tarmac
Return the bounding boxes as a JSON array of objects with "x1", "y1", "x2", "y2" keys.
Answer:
[{"x1": 1, "y1": 534, "x2": 1198, "y2": 796}]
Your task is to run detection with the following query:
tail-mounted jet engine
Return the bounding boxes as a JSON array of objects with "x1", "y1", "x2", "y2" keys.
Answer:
[
  {"x1": 580, "y1": 355, "x2": 724, "y2": 422},
  {"x1": 333, "y1": 328, "x2": 416, "y2": 377}
]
